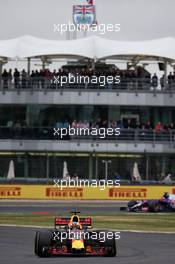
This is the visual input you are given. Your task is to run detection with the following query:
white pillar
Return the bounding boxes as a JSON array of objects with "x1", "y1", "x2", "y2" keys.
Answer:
[{"x1": 164, "y1": 61, "x2": 168, "y2": 89}]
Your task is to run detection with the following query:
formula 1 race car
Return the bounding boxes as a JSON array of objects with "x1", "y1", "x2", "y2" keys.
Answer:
[
  {"x1": 34, "y1": 211, "x2": 116, "y2": 257},
  {"x1": 120, "y1": 193, "x2": 175, "y2": 212}
]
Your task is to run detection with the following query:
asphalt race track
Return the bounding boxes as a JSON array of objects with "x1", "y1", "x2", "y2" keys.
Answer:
[
  {"x1": 0, "y1": 226, "x2": 174, "y2": 264},
  {"x1": 0, "y1": 202, "x2": 175, "y2": 264},
  {"x1": 0, "y1": 201, "x2": 123, "y2": 215}
]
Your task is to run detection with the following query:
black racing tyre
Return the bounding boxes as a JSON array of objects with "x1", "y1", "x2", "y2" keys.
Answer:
[
  {"x1": 34, "y1": 231, "x2": 52, "y2": 257},
  {"x1": 103, "y1": 232, "x2": 117, "y2": 257},
  {"x1": 34, "y1": 231, "x2": 39, "y2": 255},
  {"x1": 148, "y1": 200, "x2": 160, "y2": 212}
]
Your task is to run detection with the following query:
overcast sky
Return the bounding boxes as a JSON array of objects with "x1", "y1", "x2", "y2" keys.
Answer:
[{"x1": 0, "y1": 0, "x2": 174, "y2": 41}]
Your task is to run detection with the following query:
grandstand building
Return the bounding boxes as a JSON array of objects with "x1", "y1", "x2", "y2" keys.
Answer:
[{"x1": 0, "y1": 36, "x2": 175, "y2": 181}]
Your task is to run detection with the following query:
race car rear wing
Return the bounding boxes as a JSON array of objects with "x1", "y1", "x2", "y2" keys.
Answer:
[{"x1": 55, "y1": 217, "x2": 92, "y2": 228}]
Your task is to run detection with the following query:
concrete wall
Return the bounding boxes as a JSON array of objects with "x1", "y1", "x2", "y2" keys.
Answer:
[{"x1": 0, "y1": 90, "x2": 174, "y2": 106}]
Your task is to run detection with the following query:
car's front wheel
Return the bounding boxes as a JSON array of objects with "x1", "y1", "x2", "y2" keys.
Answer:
[{"x1": 34, "y1": 231, "x2": 52, "y2": 257}]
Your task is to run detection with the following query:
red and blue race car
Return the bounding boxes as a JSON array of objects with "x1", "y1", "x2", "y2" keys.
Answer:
[{"x1": 120, "y1": 192, "x2": 175, "y2": 212}]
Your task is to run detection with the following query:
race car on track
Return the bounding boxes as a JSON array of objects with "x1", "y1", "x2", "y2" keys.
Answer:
[
  {"x1": 34, "y1": 211, "x2": 116, "y2": 257},
  {"x1": 120, "y1": 192, "x2": 175, "y2": 212}
]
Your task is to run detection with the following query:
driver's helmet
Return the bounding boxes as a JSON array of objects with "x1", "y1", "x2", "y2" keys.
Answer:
[
  {"x1": 163, "y1": 192, "x2": 169, "y2": 199},
  {"x1": 69, "y1": 216, "x2": 82, "y2": 230},
  {"x1": 72, "y1": 221, "x2": 81, "y2": 229}
]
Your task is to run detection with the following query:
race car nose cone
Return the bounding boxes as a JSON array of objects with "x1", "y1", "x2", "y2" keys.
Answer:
[{"x1": 72, "y1": 240, "x2": 84, "y2": 249}]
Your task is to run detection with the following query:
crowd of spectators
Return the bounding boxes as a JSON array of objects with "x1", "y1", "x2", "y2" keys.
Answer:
[
  {"x1": 0, "y1": 118, "x2": 174, "y2": 141},
  {"x1": 1, "y1": 67, "x2": 175, "y2": 90},
  {"x1": 3, "y1": 118, "x2": 175, "y2": 132},
  {"x1": 54, "y1": 119, "x2": 175, "y2": 132}
]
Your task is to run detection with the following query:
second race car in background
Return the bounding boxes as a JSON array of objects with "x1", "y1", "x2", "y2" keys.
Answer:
[{"x1": 120, "y1": 192, "x2": 175, "y2": 212}]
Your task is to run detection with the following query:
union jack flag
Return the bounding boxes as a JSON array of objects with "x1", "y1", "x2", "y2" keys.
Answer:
[
  {"x1": 73, "y1": 5, "x2": 95, "y2": 16},
  {"x1": 73, "y1": 5, "x2": 96, "y2": 26}
]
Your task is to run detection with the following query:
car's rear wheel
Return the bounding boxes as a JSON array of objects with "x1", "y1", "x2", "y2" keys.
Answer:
[
  {"x1": 34, "y1": 231, "x2": 52, "y2": 257},
  {"x1": 148, "y1": 200, "x2": 161, "y2": 212},
  {"x1": 103, "y1": 233, "x2": 116, "y2": 257}
]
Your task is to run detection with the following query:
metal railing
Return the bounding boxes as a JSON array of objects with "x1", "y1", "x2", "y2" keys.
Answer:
[
  {"x1": 0, "y1": 77, "x2": 175, "y2": 92},
  {"x1": 0, "y1": 177, "x2": 175, "y2": 184},
  {"x1": 0, "y1": 127, "x2": 174, "y2": 143}
]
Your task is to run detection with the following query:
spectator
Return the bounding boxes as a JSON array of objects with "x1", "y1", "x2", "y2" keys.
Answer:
[
  {"x1": 30, "y1": 70, "x2": 35, "y2": 88},
  {"x1": 8, "y1": 69, "x2": 12, "y2": 87},
  {"x1": 21, "y1": 69, "x2": 27, "y2": 89},
  {"x1": 145, "y1": 120, "x2": 152, "y2": 130},
  {"x1": 152, "y1": 73, "x2": 158, "y2": 88},
  {"x1": 35, "y1": 70, "x2": 40, "y2": 88},
  {"x1": 162, "y1": 173, "x2": 172, "y2": 183},
  {"x1": 44, "y1": 69, "x2": 52, "y2": 89},
  {"x1": 117, "y1": 120, "x2": 124, "y2": 129},
  {"x1": 14, "y1": 68, "x2": 20, "y2": 88},
  {"x1": 160, "y1": 74, "x2": 165, "y2": 90},
  {"x1": 163, "y1": 123, "x2": 169, "y2": 130},
  {"x1": 168, "y1": 122, "x2": 175, "y2": 130},
  {"x1": 14, "y1": 120, "x2": 21, "y2": 137},
  {"x1": 168, "y1": 72, "x2": 173, "y2": 89},
  {"x1": 72, "y1": 120, "x2": 77, "y2": 128},
  {"x1": 155, "y1": 121, "x2": 163, "y2": 133},
  {"x1": 124, "y1": 119, "x2": 132, "y2": 129},
  {"x1": 39, "y1": 70, "x2": 45, "y2": 89},
  {"x1": 2, "y1": 69, "x2": 8, "y2": 88}
]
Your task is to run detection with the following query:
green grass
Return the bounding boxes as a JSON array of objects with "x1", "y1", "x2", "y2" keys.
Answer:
[{"x1": 0, "y1": 213, "x2": 175, "y2": 232}]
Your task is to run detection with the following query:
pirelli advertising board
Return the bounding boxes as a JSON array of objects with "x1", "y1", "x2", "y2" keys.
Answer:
[{"x1": 0, "y1": 185, "x2": 174, "y2": 200}]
